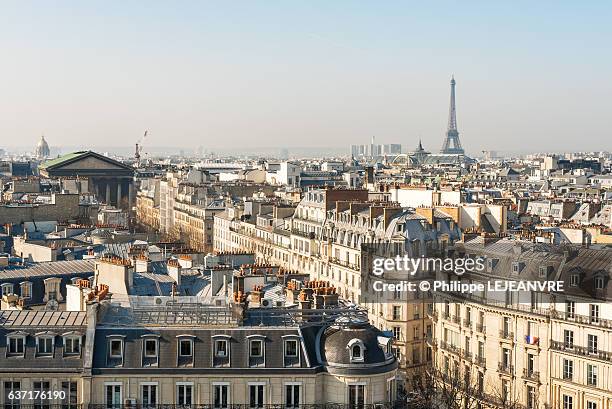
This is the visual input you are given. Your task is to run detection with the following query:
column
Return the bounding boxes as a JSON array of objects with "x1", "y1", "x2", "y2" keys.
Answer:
[
  {"x1": 128, "y1": 181, "x2": 134, "y2": 209},
  {"x1": 105, "y1": 181, "x2": 111, "y2": 205},
  {"x1": 117, "y1": 181, "x2": 122, "y2": 208}
]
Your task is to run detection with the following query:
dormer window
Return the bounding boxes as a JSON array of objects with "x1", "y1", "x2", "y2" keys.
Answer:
[
  {"x1": 178, "y1": 338, "x2": 193, "y2": 357},
  {"x1": 511, "y1": 262, "x2": 524, "y2": 274},
  {"x1": 539, "y1": 266, "x2": 548, "y2": 278},
  {"x1": 20, "y1": 282, "x2": 32, "y2": 299},
  {"x1": 284, "y1": 339, "x2": 298, "y2": 357},
  {"x1": 595, "y1": 277, "x2": 604, "y2": 290},
  {"x1": 250, "y1": 339, "x2": 263, "y2": 357},
  {"x1": 63, "y1": 334, "x2": 81, "y2": 355},
  {"x1": 214, "y1": 339, "x2": 228, "y2": 358},
  {"x1": 7, "y1": 334, "x2": 26, "y2": 356},
  {"x1": 43, "y1": 277, "x2": 63, "y2": 302},
  {"x1": 36, "y1": 335, "x2": 54, "y2": 356},
  {"x1": 1, "y1": 283, "x2": 14, "y2": 296},
  {"x1": 570, "y1": 274, "x2": 579, "y2": 287},
  {"x1": 347, "y1": 339, "x2": 366, "y2": 363},
  {"x1": 109, "y1": 339, "x2": 123, "y2": 358},
  {"x1": 144, "y1": 339, "x2": 158, "y2": 358}
]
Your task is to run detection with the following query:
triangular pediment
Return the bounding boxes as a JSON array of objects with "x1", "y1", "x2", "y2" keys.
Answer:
[
  {"x1": 58, "y1": 155, "x2": 127, "y2": 171},
  {"x1": 39, "y1": 151, "x2": 134, "y2": 176}
]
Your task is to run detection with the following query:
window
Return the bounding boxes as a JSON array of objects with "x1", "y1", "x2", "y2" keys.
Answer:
[
  {"x1": 348, "y1": 384, "x2": 365, "y2": 409},
  {"x1": 179, "y1": 339, "x2": 192, "y2": 356},
  {"x1": 105, "y1": 383, "x2": 122, "y2": 408},
  {"x1": 588, "y1": 334, "x2": 598, "y2": 353},
  {"x1": 109, "y1": 339, "x2": 123, "y2": 358},
  {"x1": 539, "y1": 265, "x2": 548, "y2": 278},
  {"x1": 249, "y1": 384, "x2": 264, "y2": 408},
  {"x1": 141, "y1": 384, "x2": 157, "y2": 408},
  {"x1": 37, "y1": 336, "x2": 54, "y2": 356},
  {"x1": 564, "y1": 330, "x2": 574, "y2": 348},
  {"x1": 176, "y1": 383, "x2": 193, "y2": 406},
  {"x1": 250, "y1": 339, "x2": 263, "y2": 357},
  {"x1": 587, "y1": 364, "x2": 597, "y2": 386},
  {"x1": 61, "y1": 381, "x2": 78, "y2": 409},
  {"x1": 570, "y1": 275, "x2": 578, "y2": 287},
  {"x1": 33, "y1": 381, "x2": 50, "y2": 409},
  {"x1": 1, "y1": 283, "x2": 14, "y2": 296},
  {"x1": 563, "y1": 395, "x2": 573, "y2": 409},
  {"x1": 392, "y1": 305, "x2": 401, "y2": 320},
  {"x1": 7, "y1": 335, "x2": 25, "y2": 355},
  {"x1": 285, "y1": 384, "x2": 301, "y2": 408},
  {"x1": 587, "y1": 402, "x2": 597, "y2": 409},
  {"x1": 392, "y1": 326, "x2": 401, "y2": 341},
  {"x1": 527, "y1": 386, "x2": 536, "y2": 409},
  {"x1": 20, "y1": 282, "x2": 32, "y2": 299},
  {"x1": 595, "y1": 277, "x2": 604, "y2": 289},
  {"x1": 502, "y1": 317, "x2": 511, "y2": 334},
  {"x1": 214, "y1": 339, "x2": 228, "y2": 357},
  {"x1": 590, "y1": 304, "x2": 599, "y2": 323},
  {"x1": 4, "y1": 381, "x2": 20, "y2": 409},
  {"x1": 502, "y1": 348, "x2": 511, "y2": 369},
  {"x1": 144, "y1": 339, "x2": 157, "y2": 358},
  {"x1": 527, "y1": 353, "x2": 535, "y2": 375},
  {"x1": 64, "y1": 336, "x2": 81, "y2": 355},
  {"x1": 213, "y1": 384, "x2": 229, "y2": 409},
  {"x1": 284, "y1": 339, "x2": 298, "y2": 357},
  {"x1": 351, "y1": 344, "x2": 363, "y2": 361},
  {"x1": 566, "y1": 301, "x2": 575, "y2": 318},
  {"x1": 563, "y1": 359, "x2": 573, "y2": 380}
]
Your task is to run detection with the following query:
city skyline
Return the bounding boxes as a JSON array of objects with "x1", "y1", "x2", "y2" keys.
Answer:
[{"x1": 1, "y1": 1, "x2": 611, "y2": 153}]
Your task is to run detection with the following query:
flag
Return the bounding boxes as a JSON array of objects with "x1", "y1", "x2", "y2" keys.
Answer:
[{"x1": 525, "y1": 335, "x2": 539, "y2": 345}]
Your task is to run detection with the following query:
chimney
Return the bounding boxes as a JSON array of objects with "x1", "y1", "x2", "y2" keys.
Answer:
[
  {"x1": 415, "y1": 207, "x2": 435, "y2": 225},
  {"x1": 250, "y1": 285, "x2": 263, "y2": 304},
  {"x1": 167, "y1": 259, "x2": 182, "y2": 286},
  {"x1": 298, "y1": 289, "x2": 311, "y2": 310},
  {"x1": 322, "y1": 287, "x2": 339, "y2": 308},
  {"x1": 135, "y1": 255, "x2": 149, "y2": 273}
]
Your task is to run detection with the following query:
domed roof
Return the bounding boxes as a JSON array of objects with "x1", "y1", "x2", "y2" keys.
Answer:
[
  {"x1": 35, "y1": 135, "x2": 50, "y2": 159},
  {"x1": 320, "y1": 322, "x2": 394, "y2": 367}
]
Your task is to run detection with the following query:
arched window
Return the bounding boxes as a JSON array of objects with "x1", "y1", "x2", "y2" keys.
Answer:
[{"x1": 347, "y1": 339, "x2": 366, "y2": 363}]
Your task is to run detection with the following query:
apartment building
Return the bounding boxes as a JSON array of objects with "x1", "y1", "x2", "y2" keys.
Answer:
[
  {"x1": 0, "y1": 299, "x2": 398, "y2": 407},
  {"x1": 430, "y1": 237, "x2": 612, "y2": 409}
]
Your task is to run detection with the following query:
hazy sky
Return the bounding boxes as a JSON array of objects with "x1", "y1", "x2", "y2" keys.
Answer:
[{"x1": 1, "y1": 1, "x2": 611, "y2": 154}]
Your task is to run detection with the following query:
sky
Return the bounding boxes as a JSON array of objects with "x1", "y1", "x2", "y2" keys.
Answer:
[{"x1": 1, "y1": 1, "x2": 611, "y2": 155}]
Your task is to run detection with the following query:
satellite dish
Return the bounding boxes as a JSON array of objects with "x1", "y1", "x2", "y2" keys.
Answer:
[{"x1": 45, "y1": 299, "x2": 59, "y2": 311}]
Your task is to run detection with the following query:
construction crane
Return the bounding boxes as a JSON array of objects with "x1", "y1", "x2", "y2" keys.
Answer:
[{"x1": 135, "y1": 130, "x2": 148, "y2": 167}]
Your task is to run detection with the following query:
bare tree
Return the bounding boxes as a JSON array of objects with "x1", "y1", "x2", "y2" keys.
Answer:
[{"x1": 407, "y1": 361, "x2": 485, "y2": 409}]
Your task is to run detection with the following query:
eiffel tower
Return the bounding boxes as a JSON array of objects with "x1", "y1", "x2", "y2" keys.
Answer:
[{"x1": 440, "y1": 76, "x2": 465, "y2": 154}]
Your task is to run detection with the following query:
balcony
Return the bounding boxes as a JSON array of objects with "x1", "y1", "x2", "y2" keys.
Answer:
[
  {"x1": 426, "y1": 335, "x2": 437, "y2": 348},
  {"x1": 463, "y1": 319, "x2": 472, "y2": 328},
  {"x1": 451, "y1": 315, "x2": 461, "y2": 324},
  {"x1": 552, "y1": 310, "x2": 612, "y2": 329},
  {"x1": 427, "y1": 310, "x2": 438, "y2": 322},
  {"x1": 522, "y1": 368, "x2": 540, "y2": 383},
  {"x1": 442, "y1": 311, "x2": 450, "y2": 320},
  {"x1": 497, "y1": 363, "x2": 514, "y2": 375},
  {"x1": 474, "y1": 355, "x2": 486, "y2": 367},
  {"x1": 499, "y1": 330, "x2": 514, "y2": 341},
  {"x1": 476, "y1": 323, "x2": 486, "y2": 333},
  {"x1": 440, "y1": 340, "x2": 461, "y2": 355},
  {"x1": 328, "y1": 257, "x2": 360, "y2": 271},
  {"x1": 550, "y1": 340, "x2": 612, "y2": 362}
]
